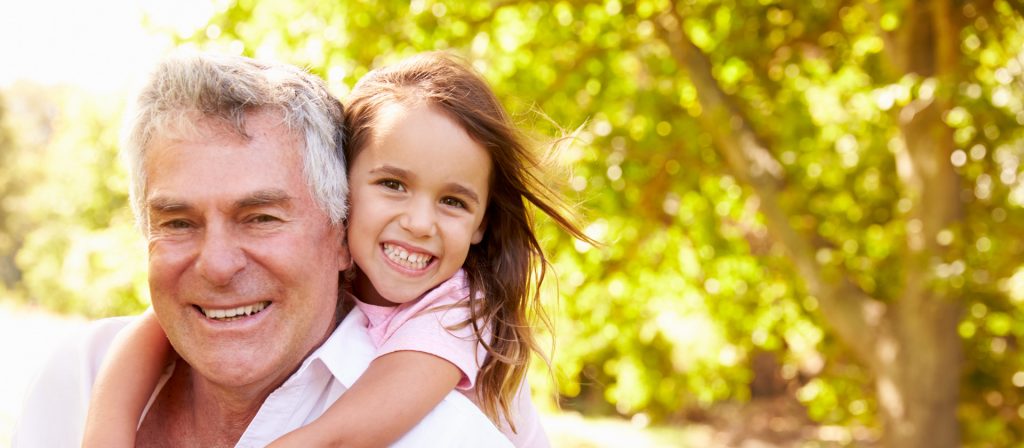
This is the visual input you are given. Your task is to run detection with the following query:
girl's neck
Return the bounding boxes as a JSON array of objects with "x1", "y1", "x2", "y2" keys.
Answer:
[{"x1": 352, "y1": 271, "x2": 398, "y2": 307}]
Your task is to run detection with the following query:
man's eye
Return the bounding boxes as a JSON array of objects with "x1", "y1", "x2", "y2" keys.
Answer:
[
  {"x1": 162, "y1": 220, "x2": 193, "y2": 230},
  {"x1": 441, "y1": 197, "x2": 467, "y2": 209},
  {"x1": 249, "y1": 214, "x2": 281, "y2": 224},
  {"x1": 378, "y1": 179, "x2": 405, "y2": 191}
]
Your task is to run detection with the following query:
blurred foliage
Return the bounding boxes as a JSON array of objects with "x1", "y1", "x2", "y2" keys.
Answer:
[
  {"x1": 0, "y1": 85, "x2": 148, "y2": 316},
  {"x1": 3, "y1": 0, "x2": 1024, "y2": 445}
]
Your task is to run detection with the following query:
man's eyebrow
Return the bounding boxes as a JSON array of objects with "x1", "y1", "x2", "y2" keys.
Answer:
[
  {"x1": 148, "y1": 197, "x2": 192, "y2": 213},
  {"x1": 146, "y1": 190, "x2": 293, "y2": 213},
  {"x1": 235, "y1": 189, "x2": 293, "y2": 209}
]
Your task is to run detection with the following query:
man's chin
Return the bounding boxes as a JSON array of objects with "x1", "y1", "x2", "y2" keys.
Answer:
[{"x1": 187, "y1": 352, "x2": 295, "y2": 395}]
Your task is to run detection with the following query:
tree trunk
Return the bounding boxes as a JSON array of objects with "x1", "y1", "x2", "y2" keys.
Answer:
[
  {"x1": 657, "y1": 1, "x2": 965, "y2": 445},
  {"x1": 881, "y1": 94, "x2": 963, "y2": 448},
  {"x1": 880, "y1": 1, "x2": 964, "y2": 443},
  {"x1": 873, "y1": 299, "x2": 962, "y2": 447}
]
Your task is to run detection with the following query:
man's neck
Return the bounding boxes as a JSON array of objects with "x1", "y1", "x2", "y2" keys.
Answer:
[
  {"x1": 136, "y1": 362, "x2": 274, "y2": 447},
  {"x1": 134, "y1": 314, "x2": 345, "y2": 446}
]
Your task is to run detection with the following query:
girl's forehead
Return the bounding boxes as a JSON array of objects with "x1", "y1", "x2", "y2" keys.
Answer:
[
  {"x1": 358, "y1": 103, "x2": 491, "y2": 190},
  {"x1": 373, "y1": 100, "x2": 446, "y2": 129},
  {"x1": 370, "y1": 103, "x2": 473, "y2": 149}
]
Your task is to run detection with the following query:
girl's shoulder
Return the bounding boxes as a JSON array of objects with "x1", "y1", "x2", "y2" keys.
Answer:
[
  {"x1": 356, "y1": 269, "x2": 484, "y2": 348},
  {"x1": 419, "y1": 269, "x2": 472, "y2": 308}
]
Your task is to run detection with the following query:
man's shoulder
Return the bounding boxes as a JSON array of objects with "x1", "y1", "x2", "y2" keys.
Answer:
[
  {"x1": 41, "y1": 316, "x2": 136, "y2": 381},
  {"x1": 305, "y1": 309, "x2": 511, "y2": 447},
  {"x1": 11, "y1": 316, "x2": 136, "y2": 448},
  {"x1": 71, "y1": 316, "x2": 137, "y2": 357},
  {"x1": 395, "y1": 391, "x2": 512, "y2": 447}
]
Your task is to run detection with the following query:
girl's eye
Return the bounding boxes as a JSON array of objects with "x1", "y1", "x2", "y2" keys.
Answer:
[
  {"x1": 441, "y1": 197, "x2": 467, "y2": 209},
  {"x1": 379, "y1": 179, "x2": 406, "y2": 191}
]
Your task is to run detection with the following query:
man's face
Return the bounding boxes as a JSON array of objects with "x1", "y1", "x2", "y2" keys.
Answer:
[{"x1": 144, "y1": 110, "x2": 349, "y2": 392}]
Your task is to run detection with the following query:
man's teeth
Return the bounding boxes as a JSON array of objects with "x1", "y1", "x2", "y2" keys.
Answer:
[
  {"x1": 383, "y1": 243, "x2": 432, "y2": 270},
  {"x1": 201, "y1": 301, "x2": 270, "y2": 321}
]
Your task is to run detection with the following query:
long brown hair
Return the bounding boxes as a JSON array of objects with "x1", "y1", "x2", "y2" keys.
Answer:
[{"x1": 343, "y1": 52, "x2": 593, "y2": 429}]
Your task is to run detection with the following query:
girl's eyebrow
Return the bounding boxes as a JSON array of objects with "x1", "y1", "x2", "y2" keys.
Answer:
[
  {"x1": 369, "y1": 165, "x2": 413, "y2": 180},
  {"x1": 371, "y1": 164, "x2": 481, "y2": 205},
  {"x1": 445, "y1": 183, "x2": 481, "y2": 206}
]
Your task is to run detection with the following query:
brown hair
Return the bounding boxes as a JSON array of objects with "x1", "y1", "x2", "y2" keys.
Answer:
[{"x1": 343, "y1": 52, "x2": 593, "y2": 429}]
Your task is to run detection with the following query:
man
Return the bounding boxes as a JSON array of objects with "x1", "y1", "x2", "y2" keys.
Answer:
[{"x1": 13, "y1": 53, "x2": 509, "y2": 447}]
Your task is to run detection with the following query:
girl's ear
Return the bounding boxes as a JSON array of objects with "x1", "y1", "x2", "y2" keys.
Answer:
[{"x1": 471, "y1": 219, "x2": 486, "y2": 244}]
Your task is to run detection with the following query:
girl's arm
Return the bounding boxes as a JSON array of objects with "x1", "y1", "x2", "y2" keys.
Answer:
[
  {"x1": 268, "y1": 350, "x2": 461, "y2": 448},
  {"x1": 82, "y1": 309, "x2": 172, "y2": 448}
]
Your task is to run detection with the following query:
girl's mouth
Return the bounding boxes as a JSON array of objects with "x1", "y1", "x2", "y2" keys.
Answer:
[{"x1": 382, "y1": 243, "x2": 433, "y2": 270}]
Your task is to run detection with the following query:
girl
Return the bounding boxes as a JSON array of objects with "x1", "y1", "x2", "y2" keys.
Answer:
[{"x1": 83, "y1": 52, "x2": 593, "y2": 447}]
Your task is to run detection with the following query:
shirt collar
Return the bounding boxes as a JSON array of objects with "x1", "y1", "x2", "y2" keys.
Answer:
[{"x1": 287, "y1": 306, "x2": 374, "y2": 389}]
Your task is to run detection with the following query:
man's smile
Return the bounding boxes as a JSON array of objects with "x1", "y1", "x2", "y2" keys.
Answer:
[{"x1": 193, "y1": 301, "x2": 271, "y2": 322}]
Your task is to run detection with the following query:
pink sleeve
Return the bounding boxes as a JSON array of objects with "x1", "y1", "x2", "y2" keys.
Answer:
[{"x1": 356, "y1": 270, "x2": 489, "y2": 390}]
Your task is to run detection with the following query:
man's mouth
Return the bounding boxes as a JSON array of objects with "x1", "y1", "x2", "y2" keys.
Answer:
[
  {"x1": 383, "y1": 243, "x2": 433, "y2": 270},
  {"x1": 195, "y1": 301, "x2": 271, "y2": 321}
]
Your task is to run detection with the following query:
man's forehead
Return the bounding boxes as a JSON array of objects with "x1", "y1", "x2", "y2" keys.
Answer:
[
  {"x1": 149, "y1": 117, "x2": 253, "y2": 151},
  {"x1": 141, "y1": 110, "x2": 313, "y2": 212}
]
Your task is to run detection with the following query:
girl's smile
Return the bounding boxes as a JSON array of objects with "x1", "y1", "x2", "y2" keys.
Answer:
[{"x1": 382, "y1": 242, "x2": 435, "y2": 271}]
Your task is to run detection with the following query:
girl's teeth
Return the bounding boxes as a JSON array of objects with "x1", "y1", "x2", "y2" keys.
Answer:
[{"x1": 383, "y1": 244, "x2": 431, "y2": 269}]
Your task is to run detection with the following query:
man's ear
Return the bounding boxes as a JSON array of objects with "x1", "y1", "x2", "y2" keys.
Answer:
[{"x1": 337, "y1": 223, "x2": 353, "y2": 270}]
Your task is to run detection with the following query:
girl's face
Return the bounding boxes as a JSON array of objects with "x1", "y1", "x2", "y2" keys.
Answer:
[{"x1": 347, "y1": 103, "x2": 490, "y2": 306}]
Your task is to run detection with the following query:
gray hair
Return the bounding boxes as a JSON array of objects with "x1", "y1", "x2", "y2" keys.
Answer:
[{"x1": 121, "y1": 52, "x2": 347, "y2": 230}]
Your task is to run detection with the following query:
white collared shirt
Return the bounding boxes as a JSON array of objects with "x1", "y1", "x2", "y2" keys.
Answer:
[{"x1": 13, "y1": 308, "x2": 511, "y2": 447}]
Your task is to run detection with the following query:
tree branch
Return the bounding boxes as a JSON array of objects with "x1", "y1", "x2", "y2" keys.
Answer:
[{"x1": 655, "y1": 2, "x2": 885, "y2": 365}]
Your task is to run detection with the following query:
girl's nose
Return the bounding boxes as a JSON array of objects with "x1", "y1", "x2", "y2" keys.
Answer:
[{"x1": 399, "y1": 198, "x2": 438, "y2": 238}]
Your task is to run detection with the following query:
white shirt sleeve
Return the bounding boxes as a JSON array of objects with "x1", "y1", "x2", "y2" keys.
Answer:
[
  {"x1": 316, "y1": 307, "x2": 512, "y2": 448},
  {"x1": 12, "y1": 317, "x2": 133, "y2": 448}
]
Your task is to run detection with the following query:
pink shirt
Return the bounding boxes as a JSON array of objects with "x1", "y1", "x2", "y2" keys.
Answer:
[{"x1": 352, "y1": 269, "x2": 550, "y2": 447}]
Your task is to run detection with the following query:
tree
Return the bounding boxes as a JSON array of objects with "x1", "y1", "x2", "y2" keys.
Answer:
[
  {"x1": 0, "y1": 85, "x2": 148, "y2": 316},
  {"x1": 0, "y1": 91, "x2": 18, "y2": 289},
  {"x1": 650, "y1": 2, "x2": 1024, "y2": 445},
  {"x1": 657, "y1": 2, "x2": 965, "y2": 445}
]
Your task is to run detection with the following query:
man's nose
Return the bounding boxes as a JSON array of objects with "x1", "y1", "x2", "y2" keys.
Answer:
[
  {"x1": 195, "y1": 223, "x2": 246, "y2": 286},
  {"x1": 399, "y1": 198, "x2": 437, "y2": 238}
]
